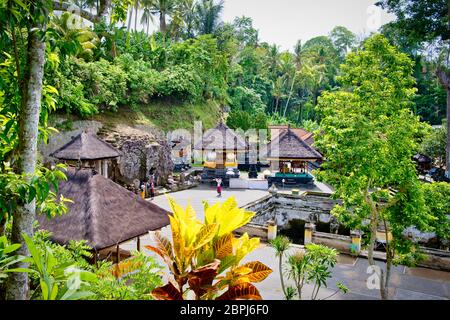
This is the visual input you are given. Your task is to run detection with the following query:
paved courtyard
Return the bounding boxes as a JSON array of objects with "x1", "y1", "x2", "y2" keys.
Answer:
[{"x1": 121, "y1": 185, "x2": 450, "y2": 300}]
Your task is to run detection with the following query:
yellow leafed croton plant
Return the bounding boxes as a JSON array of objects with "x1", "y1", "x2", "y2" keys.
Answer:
[{"x1": 145, "y1": 196, "x2": 272, "y2": 300}]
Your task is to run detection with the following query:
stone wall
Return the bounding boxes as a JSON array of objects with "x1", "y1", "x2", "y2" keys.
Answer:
[
  {"x1": 245, "y1": 192, "x2": 340, "y2": 230},
  {"x1": 101, "y1": 127, "x2": 173, "y2": 185},
  {"x1": 312, "y1": 231, "x2": 352, "y2": 253},
  {"x1": 235, "y1": 223, "x2": 269, "y2": 241},
  {"x1": 39, "y1": 117, "x2": 173, "y2": 186}
]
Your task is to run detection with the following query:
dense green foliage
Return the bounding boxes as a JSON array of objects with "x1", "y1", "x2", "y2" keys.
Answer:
[
  {"x1": 1, "y1": 1, "x2": 440, "y2": 129},
  {"x1": 421, "y1": 182, "x2": 450, "y2": 242},
  {"x1": 421, "y1": 121, "x2": 447, "y2": 168},
  {"x1": 28, "y1": 229, "x2": 163, "y2": 300}
]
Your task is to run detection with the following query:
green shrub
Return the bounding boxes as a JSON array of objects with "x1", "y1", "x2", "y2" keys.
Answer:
[
  {"x1": 32, "y1": 229, "x2": 163, "y2": 300},
  {"x1": 56, "y1": 75, "x2": 97, "y2": 117},
  {"x1": 228, "y1": 86, "x2": 266, "y2": 113},
  {"x1": 156, "y1": 64, "x2": 202, "y2": 100},
  {"x1": 115, "y1": 54, "x2": 161, "y2": 108},
  {"x1": 72, "y1": 58, "x2": 127, "y2": 112}
]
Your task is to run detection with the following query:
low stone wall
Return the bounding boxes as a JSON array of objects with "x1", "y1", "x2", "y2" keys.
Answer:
[
  {"x1": 418, "y1": 247, "x2": 450, "y2": 271},
  {"x1": 311, "y1": 231, "x2": 352, "y2": 253}
]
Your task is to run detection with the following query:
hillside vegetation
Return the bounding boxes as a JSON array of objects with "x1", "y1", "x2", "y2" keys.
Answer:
[{"x1": 52, "y1": 99, "x2": 221, "y2": 133}]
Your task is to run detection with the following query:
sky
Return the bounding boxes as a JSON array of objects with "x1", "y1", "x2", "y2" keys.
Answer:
[{"x1": 221, "y1": 0, "x2": 396, "y2": 51}]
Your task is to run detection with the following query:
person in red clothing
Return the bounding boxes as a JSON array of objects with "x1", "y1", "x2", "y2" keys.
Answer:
[
  {"x1": 215, "y1": 178, "x2": 222, "y2": 197},
  {"x1": 150, "y1": 180, "x2": 155, "y2": 200}
]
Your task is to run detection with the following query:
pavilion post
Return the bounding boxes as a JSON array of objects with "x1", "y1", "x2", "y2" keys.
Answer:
[
  {"x1": 102, "y1": 160, "x2": 108, "y2": 178},
  {"x1": 116, "y1": 244, "x2": 120, "y2": 264},
  {"x1": 304, "y1": 222, "x2": 315, "y2": 245},
  {"x1": 137, "y1": 236, "x2": 141, "y2": 252}
]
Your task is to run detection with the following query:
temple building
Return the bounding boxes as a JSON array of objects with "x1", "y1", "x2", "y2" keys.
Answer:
[
  {"x1": 194, "y1": 122, "x2": 247, "y2": 184},
  {"x1": 268, "y1": 124, "x2": 314, "y2": 146},
  {"x1": 264, "y1": 126, "x2": 322, "y2": 186},
  {"x1": 50, "y1": 131, "x2": 120, "y2": 179}
]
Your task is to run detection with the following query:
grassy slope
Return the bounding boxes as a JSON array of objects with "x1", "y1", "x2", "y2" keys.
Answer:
[
  {"x1": 96, "y1": 100, "x2": 221, "y2": 132},
  {"x1": 55, "y1": 100, "x2": 222, "y2": 133}
]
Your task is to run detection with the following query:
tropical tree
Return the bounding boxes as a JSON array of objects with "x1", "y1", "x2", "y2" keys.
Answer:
[
  {"x1": 195, "y1": 0, "x2": 224, "y2": 35},
  {"x1": 329, "y1": 26, "x2": 357, "y2": 59},
  {"x1": 145, "y1": 197, "x2": 272, "y2": 300},
  {"x1": 146, "y1": 0, "x2": 180, "y2": 35},
  {"x1": 48, "y1": 12, "x2": 99, "y2": 60},
  {"x1": 232, "y1": 16, "x2": 259, "y2": 47},
  {"x1": 0, "y1": 0, "x2": 115, "y2": 300},
  {"x1": 421, "y1": 182, "x2": 450, "y2": 249},
  {"x1": 179, "y1": 0, "x2": 197, "y2": 38},
  {"x1": 376, "y1": 0, "x2": 450, "y2": 178},
  {"x1": 272, "y1": 77, "x2": 286, "y2": 115},
  {"x1": 315, "y1": 34, "x2": 435, "y2": 300},
  {"x1": 421, "y1": 121, "x2": 447, "y2": 168},
  {"x1": 140, "y1": 0, "x2": 155, "y2": 35},
  {"x1": 286, "y1": 244, "x2": 347, "y2": 300}
]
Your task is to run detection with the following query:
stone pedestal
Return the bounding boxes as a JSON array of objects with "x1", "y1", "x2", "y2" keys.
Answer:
[
  {"x1": 267, "y1": 220, "x2": 277, "y2": 241},
  {"x1": 304, "y1": 222, "x2": 315, "y2": 245},
  {"x1": 350, "y1": 230, "x2": 362, "y2": 254}
]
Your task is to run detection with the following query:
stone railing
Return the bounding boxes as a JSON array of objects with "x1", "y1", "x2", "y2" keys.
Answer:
[
  {"x1": 311, "y1": 231, "x2": 353, "y2": 253},
  {"x1": 235, "y1": 223, "x2": 269, "y2": 241}
]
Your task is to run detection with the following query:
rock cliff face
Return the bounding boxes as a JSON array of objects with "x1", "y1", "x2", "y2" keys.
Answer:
[
  {"x1": 100, "y1": 125, "x2": 173, "y2": 185},
  {"x1": 40, "y1": 118, "x2": 173, "y2": 186}
]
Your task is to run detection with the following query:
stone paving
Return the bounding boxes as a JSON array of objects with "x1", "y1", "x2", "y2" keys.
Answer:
[{"x1": 121, "y1": 185, "x2": 450, "y2": 300}]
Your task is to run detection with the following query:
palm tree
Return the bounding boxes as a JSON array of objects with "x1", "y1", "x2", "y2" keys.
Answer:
[
  {"x1": 179, "y1": 0, "x2": 197, "y2": 38},
  {"x1": 282, "y1": 41, "x2": 306, "y2": 118},
  {"x1": 267, "y1": 44, "x2": 280, "y2": 78},
  {"x1": 195, "y1": 0, "x2": 224, "y2": 35},
  {"x1": 272, "y1": 76, "x2": 286, "y2": 115},
  {"x1": 147, "y1": 0, "x2": 179, "y2": 34},
  {"x1": 294, "y1": 40, "x2": 304, "y2": 69},
  {"x1": 278, "y1": 52, "x2": 297, "y2": 117},
  {"x1": 141, "y1": 0, "x2": 155, "y2": 35},
  {"x1": 134, "y1": 0, "x2": 140, "y2": 31},
  {"x1": 127, "y1": 1, "x2": 135, "y2": 31}
]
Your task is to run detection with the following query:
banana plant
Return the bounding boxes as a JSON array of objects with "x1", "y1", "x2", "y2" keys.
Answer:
[
  {"x1": 9, "y1": 233, "x2": 97, "y2": 300},
  {"x1": 0, "y1": 235, "x2": 23, "y2": 283},
  {"x1": 146, "y1": 196, "x2": 272, "y2": 300}
]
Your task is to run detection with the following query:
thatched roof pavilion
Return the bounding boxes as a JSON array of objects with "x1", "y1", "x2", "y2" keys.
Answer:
[
  {"x1": 37, "y1": 168, "x2": 170, "y2": 251},
  {"x1": 50, "y1": 131, "x2": 120, "y2": 161},
  {"x1": 194, "y1": 122, "x2": 246, "y2": 151},
  {"x1": 265, "y1": 127, "x2": 322, "y2": 161}
]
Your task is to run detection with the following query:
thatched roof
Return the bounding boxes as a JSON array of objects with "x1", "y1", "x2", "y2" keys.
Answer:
[
  {"x1": 172, "y1": 138, "x2": 191, "y2": 150},
  {"x1": 264, "y1": 128, "x2": 322, "y2": 160},
  {"x1": 50, "y1": 132, "x2": 120, "y2": 161},
  {"x1": 37, "y1": 168, "x2": 170, "y2": 250},
  {"x1": 269, "y1": 125, "x2": 314, "y2": 146},
  {"x1": 194, "y1": 122, "x2": 246, "y2": 151}
]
